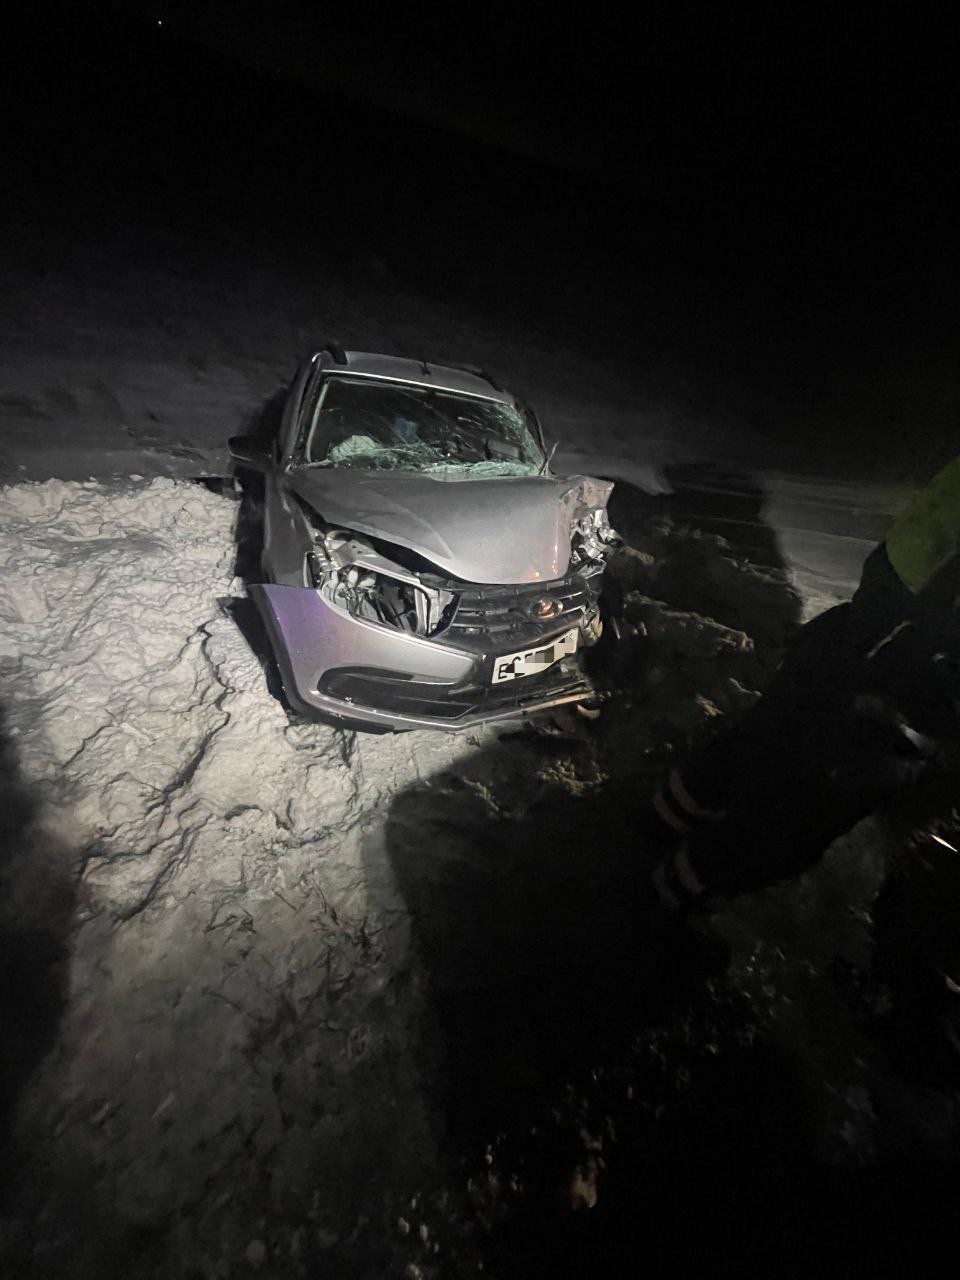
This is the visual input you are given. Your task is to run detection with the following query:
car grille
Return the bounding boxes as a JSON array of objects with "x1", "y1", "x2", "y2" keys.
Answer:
[
  {"x1": 320, "y1": 662, "x2": 588, "y2": 722},
  {"x1": 438, "y1": 568, "x2": 600, "y2": 655}
]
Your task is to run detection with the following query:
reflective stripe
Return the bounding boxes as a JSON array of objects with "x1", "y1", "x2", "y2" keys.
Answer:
[
  {"x1": 674, "y1": 843, "x2": 706, "y2": 896},
  {"x1": 653, "y1": 787, "x2": 692, "y2": 834},
  {"x1": 866, "y1": 619, "x2": 913, "y2": 661},
  {"x1": 669, "y1": 768, "x2": 724, "y2": 820}
]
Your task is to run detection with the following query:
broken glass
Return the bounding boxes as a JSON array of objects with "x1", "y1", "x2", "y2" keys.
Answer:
[{"x1": 301, "y1": 376, "x2": 543, "y2": 476}]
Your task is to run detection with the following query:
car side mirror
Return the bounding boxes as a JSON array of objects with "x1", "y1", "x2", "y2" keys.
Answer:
[{"x1": 228, "y1": 435, "x2": 273, "y2": 471}]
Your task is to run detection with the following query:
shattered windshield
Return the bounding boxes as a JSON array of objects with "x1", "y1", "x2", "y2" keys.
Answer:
[{"x1": 301, "y1": 376, "x2": 543, "y2": 475}]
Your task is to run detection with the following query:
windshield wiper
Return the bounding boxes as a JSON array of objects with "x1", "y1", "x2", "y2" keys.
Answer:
[{"x1": 540, "y1": 440, "x2": 560, "y2": 475}]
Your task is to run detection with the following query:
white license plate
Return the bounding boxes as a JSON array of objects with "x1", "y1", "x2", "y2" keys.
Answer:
[{"x1": 491, "y1": 629, "x2": 579, "y2": 683}]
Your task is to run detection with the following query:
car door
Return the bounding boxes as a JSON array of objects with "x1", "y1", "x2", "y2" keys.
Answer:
[{"x1": 263, "y1": 356, "x2": 322, "y2": 585}]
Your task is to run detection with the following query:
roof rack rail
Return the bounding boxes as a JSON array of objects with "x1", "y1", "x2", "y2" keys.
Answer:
[{"x1": 322, "y1": 341, "x2": 348, "y2": 366}]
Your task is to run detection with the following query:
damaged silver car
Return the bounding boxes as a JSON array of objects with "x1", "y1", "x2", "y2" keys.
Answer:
[{"x1": 229, "y1": 345, "x2": 620, "y2": 731}]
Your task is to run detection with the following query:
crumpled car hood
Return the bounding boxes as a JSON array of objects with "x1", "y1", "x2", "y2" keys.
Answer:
[{"x1": 288, "y1": 470, "x2": 613, "y2": 584}]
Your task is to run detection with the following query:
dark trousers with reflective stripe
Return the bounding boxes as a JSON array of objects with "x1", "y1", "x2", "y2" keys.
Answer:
[
  {"x1": 681, "y1": 688, "x2": 904, "y2": 896},
  {"x1": 654, "y1": 544, "x2": 917, "y2": 895}
]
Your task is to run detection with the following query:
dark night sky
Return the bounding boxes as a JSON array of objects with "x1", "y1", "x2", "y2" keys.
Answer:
[
  {"x1": 5, "y1": 1, "x2": 959, "y2": 466},
  {"x1": 8, "y1": 3, "x2": 957, "y2": 271},
  {"x1": 16, "y1": 3, "x2": 959, "y2": 238},
  {"x1": 121, "y1": 3, "x2": 958, "y2": 191}
]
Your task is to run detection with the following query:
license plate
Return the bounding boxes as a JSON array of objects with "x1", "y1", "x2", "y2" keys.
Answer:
[{"x1": 491, "y1": 629, "x2": 579, "y2": 683}]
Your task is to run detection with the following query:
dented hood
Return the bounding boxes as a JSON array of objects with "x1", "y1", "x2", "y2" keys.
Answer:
[{"x1": 288, "y1": 469, "x2": 613, "y2": 584}]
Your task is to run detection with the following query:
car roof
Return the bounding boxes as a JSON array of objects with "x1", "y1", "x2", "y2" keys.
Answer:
[{"x1": 315, "y1": 348, "x2": 516, "y2": 405}]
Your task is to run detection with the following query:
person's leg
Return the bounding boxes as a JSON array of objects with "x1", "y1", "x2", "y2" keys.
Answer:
[
  {"x1": 657, "y1": 690, "x2": 931, "y2": 905},
  {"x1": 648, "y1": 655, "x2": 811, "y2": 849},
  {"x1": 650, "y1": 740, "x2": 732, "y2": 841},
  {"x1": 647, "y1": 550, "x2": 911, "y2": 903},
  {"x1": 848, "y1": 543, "x2": 915, "y2": 652},
  {"x1": 649, "y1": 702, "x2": 806, "y2": 907}
]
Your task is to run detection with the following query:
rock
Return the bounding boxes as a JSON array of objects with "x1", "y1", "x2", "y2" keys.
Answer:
[
  {"x1": 567, "y1": 1157, "x2": 600, "y2": 1210},
  {"x1": 244, "y1": 1239, "x2": 267, "y2": 1268}
]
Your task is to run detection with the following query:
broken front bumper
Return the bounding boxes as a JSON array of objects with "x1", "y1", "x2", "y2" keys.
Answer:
[{"x1": 250, "y1": 583, "x2": 592, "y2": 732}]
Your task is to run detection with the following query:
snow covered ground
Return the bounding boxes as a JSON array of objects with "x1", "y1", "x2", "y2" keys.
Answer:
[{"x1": 0, "y1": 474, "x2": 516, "y2": 1271}]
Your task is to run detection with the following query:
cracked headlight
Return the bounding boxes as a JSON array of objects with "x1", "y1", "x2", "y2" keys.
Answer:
[{"x1": 305, "y1": 529, "x2": 457, "y2": 637}]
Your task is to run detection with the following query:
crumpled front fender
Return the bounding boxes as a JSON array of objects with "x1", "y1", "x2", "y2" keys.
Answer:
[{"x1": 249, "y1": 583, "x2": 476, "y2": 722}]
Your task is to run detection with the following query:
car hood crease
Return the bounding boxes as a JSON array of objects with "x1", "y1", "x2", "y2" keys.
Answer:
[{"x1": 288, "y1": 471, "x2": 613, "y2": 584}]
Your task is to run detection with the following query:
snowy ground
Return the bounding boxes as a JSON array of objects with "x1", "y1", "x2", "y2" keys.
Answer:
[{"x1": 0, "y1": 475, "x2": 510, "y2": 1272}]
